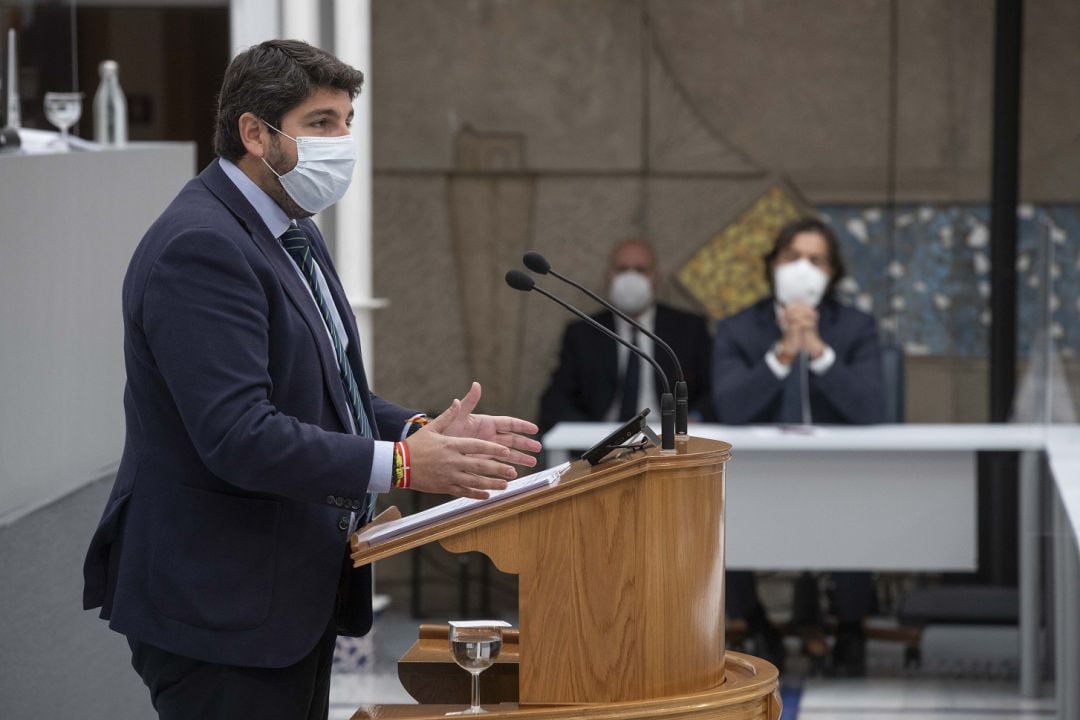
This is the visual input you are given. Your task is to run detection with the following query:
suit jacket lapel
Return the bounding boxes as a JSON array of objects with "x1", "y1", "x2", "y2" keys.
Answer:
[
  {"x1": 816, "y1": 299, "x2": 842, "y2": 357},
  {"x1": 199, "y1": 161, "x2": 356, "y2": 433},
  {"x1": 597, "y1": 309, "x2": 618, "y2": 374}
]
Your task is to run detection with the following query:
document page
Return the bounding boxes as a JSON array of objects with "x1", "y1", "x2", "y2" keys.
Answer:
[{"x1": 357, "y1": 462, "x2": 571, "y2": 545}]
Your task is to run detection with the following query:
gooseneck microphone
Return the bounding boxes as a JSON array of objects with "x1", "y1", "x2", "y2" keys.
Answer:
[
  {"x1": 522, "y1": 251, "x2": 690, "y2": 436},
  {"x1": 505, "y1": 270, "x2": 675, "y2": 450}
]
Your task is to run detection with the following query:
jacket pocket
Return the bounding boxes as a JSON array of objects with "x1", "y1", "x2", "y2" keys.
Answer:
[
  {"x1": 150, "y1": 485, "x2": 280, "y2": 631},
  {"x1": 83, "y1": 491, "x2": 132, "y2": 611}
]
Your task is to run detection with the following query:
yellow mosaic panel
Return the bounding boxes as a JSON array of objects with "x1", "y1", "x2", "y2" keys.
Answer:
[{"x1": 676, "y1": 185, "x2": 806, "y2": 321}]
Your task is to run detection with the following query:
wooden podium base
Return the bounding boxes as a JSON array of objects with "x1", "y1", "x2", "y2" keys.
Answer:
[
  {"x1": 348, "y1": 441, "x2": 757, "y2": 718},
  {"x1": 347, "y1": 651, "x2": 780, "y2": 720}
]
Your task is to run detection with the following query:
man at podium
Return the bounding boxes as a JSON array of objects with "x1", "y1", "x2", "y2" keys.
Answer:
[{"x1": 81, "y1": 40, "x2": 540, "y2": 719}]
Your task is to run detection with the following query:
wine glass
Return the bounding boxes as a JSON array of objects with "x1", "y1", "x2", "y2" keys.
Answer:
[
  {"x1": 43, "y1": 92, "x2": 83, "y2": 150},
  {"x1": 448, "y1": 620, "x2": 510, "y2": 715}
]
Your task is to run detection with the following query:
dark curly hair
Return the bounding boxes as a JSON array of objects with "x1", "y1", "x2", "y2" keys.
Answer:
[
  {"x1": 213, "y1": 39, "x2": 365, "y2": 162},
  {"x1": 763, "y1": 217, "x2": 848, "y2": 299}
]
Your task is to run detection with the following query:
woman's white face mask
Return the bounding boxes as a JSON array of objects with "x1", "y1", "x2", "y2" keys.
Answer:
[
  {"x1": 261, "y1": 120, "x2": 356, "y2": 214},
  {"x1": 773, "y1": 257, "x2": 829, "y2": 307}
]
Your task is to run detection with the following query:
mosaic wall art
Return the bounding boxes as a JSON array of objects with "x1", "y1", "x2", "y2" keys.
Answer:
[
  {"x1": 821, "y1": 204, "x2": 1080, "y2": 358},
  {"x1": 676, "y1": 185, "x2": 807, "y2": 320}
]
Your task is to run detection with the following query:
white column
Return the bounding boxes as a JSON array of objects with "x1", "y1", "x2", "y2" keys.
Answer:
[
  {"x1": 282, "y1": 0, "x2": 320, "y2": 46},
  {"x1": 230, "y1": 0, "x2": 281, "y2": 57},
  {"x1": 333, "y1": 0, "x2": 386, "y2": 385}
]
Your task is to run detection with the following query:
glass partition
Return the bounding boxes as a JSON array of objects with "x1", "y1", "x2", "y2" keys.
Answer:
[
  {"x1": 1022, "y1": 206, "x2": 1080, "y2": 424},
  {"x1": 810, "y1": 204, "x2": 1080, "y2": 424}
]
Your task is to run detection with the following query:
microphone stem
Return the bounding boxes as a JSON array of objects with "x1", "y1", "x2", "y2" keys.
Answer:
[{"x1": 532, "y1": 285, "x2": 676, "y2": 451}]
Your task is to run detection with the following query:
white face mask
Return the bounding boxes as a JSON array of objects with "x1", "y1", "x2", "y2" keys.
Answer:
[
  {"x1": 608, "y1": 271, "x2": 654, "y2": 317},
  {"x1": 261, "y1": 121, "x2": 356, "y2": 214},
  {"x1": 773, "y1": 257, "x2": 829, "y2": 307}
]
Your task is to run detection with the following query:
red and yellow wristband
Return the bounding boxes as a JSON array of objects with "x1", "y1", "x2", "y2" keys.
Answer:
[
  {"x1": 392, "y1": 441, "x2": 412, "y2": 489},
  {"x1": 392, "y1": 415, "x2": 427, "y2": 490}
]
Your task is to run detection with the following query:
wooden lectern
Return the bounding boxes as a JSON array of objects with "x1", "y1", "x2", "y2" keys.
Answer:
[{"x1": 349, "y1": 437, "x2": 781, "y2": 719}]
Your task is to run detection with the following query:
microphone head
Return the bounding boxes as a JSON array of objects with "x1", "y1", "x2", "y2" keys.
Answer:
[
  {"x1": 522, "y1": 251, "x2": 551, "y2": 275},
  {"x1": 505, "y1": 270, "x2": 536, "y2": 292}
]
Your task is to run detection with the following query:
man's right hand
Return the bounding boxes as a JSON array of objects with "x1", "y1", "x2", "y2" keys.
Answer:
[{"x1": 404, "y1": 400, "x2": 517, "y2": 500}]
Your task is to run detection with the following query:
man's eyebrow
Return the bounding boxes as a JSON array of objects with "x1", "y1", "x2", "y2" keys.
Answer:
[{"x1": 301, "y1": 107, "x2": 344, "y2": 121}]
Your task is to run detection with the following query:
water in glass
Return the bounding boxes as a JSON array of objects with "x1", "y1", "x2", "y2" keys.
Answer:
[
  {"x1": 447, "y1": 621, "x2": 509, "y2": 715},
  {"x1": 43, "y1": 92, "x2": 82, "y2": 149}
]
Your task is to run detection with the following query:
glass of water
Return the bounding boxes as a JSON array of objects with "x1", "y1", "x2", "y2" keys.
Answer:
[
  {"x1": 448, "y1": 620, "x2": 511, "y2": 714},
  {"x1": 43, "y1": 92, "x2": 83, "y2": 150}
]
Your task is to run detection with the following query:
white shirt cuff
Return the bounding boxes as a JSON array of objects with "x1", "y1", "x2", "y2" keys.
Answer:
[
  {"x1": 366, "y1": 440, "x2": 395, "y2": 494},
  {"x1": 809, "y1": 345, "x2": 836, "y2": 375},
  {"x1": 765, "y1": 348, "x2": 793, "y2": 379}
]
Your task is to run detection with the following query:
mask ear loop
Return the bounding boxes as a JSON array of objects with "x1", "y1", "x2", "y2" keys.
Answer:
[
  {"x1": 259, "y1": 118, "x2": 297, "y2": 143},
  {"x1": 257, "y1": 118, "x2": 293, "y2": 179},
  {"x1": 261, "y1": 156, "x2": 283, "y2": 179}
]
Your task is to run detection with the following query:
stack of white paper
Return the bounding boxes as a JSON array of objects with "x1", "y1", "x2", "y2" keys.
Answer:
[{"x1": 357, "y1": 462, "x2": 571, "y2": 545}]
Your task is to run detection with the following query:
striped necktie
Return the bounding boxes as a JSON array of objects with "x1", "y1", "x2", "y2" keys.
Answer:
[
  {"x1": 281, "y1": 224, "x2": 376, "y2": 525},
  {"x1": 779, "y1": 352, "x2": 812, "y2": 425},
  {"x1": 280, "y1": 223, "x2": 374, "y2": 439}
]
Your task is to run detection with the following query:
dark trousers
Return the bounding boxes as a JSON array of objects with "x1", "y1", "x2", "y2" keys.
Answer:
[
  {"x1": 128, "y1": 620, "x2": 338, "y2": 720},
  {"x1": 726, "y1": 570, "x2": 876, "y2": 626}
]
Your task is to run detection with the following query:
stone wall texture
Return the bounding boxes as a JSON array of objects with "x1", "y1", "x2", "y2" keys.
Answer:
[{"x1": 366, "y1": 0, "x2": 1080, "y2": 425}]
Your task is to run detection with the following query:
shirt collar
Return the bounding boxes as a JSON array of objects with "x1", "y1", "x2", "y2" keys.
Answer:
[{"x1": 219, "y1": 157, "x2": 292, "y2": 239}]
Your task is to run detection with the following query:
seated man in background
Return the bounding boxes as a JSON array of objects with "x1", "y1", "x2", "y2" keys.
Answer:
[
  {"x1": 538, "y1": 238, "x2": 713, "y2": 435},
  {"x1": 712, "y1": 217, "x2": 885, "y2": 676}
]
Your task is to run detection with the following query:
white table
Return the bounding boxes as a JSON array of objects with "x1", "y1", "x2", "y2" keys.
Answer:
[{"x1": 543, "y1": 423, "x2": 1080, "y2": 716}]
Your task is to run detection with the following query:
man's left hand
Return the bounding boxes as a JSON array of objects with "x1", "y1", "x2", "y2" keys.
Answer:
[{"x1": 428, "y1": 382, "x2": 542, "y2": 467}]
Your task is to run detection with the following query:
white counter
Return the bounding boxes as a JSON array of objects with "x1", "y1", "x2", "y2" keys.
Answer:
[{"x1": 0, "y1": 143, "x2": 196, "y2": 526}]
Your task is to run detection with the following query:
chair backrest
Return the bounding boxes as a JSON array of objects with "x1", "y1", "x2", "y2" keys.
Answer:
[{"x1": 880, "y1": 343, "x2": 906, "y2": 423}]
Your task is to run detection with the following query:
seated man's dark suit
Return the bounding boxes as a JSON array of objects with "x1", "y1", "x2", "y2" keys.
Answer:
[
  {"x1": 538, "y1": 304, "x2": 713, "y2": 434},
  {"x1": 82, "y1": 159, "x2": 416, "y2": 675},
  {"x1": 712, "y1": 297, "x2": 885, "y2": 635},
  {"x1": 712, "y1": 297, "x2": 884, "y2": 425}
]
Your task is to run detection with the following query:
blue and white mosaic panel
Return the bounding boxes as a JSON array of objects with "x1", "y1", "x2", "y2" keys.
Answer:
[{"x1": 820, "y1": 205, "x2": 1080, "y2": 358}]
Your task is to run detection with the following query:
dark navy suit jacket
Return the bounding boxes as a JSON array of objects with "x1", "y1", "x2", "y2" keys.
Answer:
[
  {"x1": 538, "y1": 304, "x2": 713, "y2": 433},
  {"x1": 83, "y1": 159, "x2": 416, "y2": 668},
  {"x1": 712, "y1": 298, "x2": 884, "y2": 424}
]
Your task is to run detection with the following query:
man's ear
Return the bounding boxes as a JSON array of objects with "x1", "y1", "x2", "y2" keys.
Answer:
[{"x1": 238, "y1": 112, "x2": 267, "y2": 158}]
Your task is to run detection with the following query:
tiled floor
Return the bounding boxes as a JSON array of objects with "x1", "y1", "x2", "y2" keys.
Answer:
[
  {"x1": 328, "y1": 611, "x2": 1058, "y2": 720},
  {"x1": 796, "y1": 679, "x2": 1054, "y2": 719}
]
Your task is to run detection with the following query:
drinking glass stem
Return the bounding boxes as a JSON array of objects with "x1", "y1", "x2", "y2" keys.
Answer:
[{"x1": 470, "y1": 671, "x2": 480, "y2": 712}]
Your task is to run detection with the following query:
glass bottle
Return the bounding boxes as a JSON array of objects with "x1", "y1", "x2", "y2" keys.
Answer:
[
  {"x1": 93, "y1": 60, "x2": 127, "y2": 147},
  {"x1": 6, "y1": 29, "x2": 20, "y2": 129}
]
